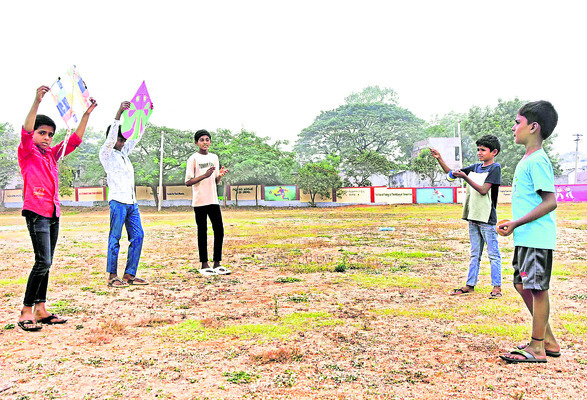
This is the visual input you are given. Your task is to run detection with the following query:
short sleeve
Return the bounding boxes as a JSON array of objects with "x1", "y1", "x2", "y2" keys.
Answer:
[
  {"x1": 485, "y1": 164, "x2": 501, "y2": 185},
  {"x1": 531, "y1": 159, "x2": 555, "y2": 193},
  {"x1": 185, "y1": 155, "x2": 195, "y2": 183}
]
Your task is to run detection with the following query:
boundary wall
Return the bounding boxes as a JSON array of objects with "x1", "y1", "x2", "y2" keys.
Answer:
[{"x1": 2, "y1": 184, "x2": 586, "y2": 208}]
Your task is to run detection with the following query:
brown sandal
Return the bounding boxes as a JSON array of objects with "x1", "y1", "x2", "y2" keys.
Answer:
[{"x1": 124, "y1": 277, "x2": 149, "y2": 285}]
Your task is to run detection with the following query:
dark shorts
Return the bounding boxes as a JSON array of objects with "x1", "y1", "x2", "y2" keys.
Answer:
[{"x1": 512, "y1": 246, "x2": 553, "y2": 291}]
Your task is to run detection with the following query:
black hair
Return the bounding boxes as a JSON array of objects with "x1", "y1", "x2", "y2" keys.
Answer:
[
  {"x1": 518, "y1": 101, "x2": 558, "y2": 139},
  {"x1": 476, "y1": 134, "x2": 501, "y2": 155},
  {"x1": 34, "y1": 115, "x2": 56, "y2": 132},
  {"x1": 106, "y1": 124, "x2": 125, "y2": 140},
  {"x1": 194, "y1": 129, "x2": 211, "y2": 142}
]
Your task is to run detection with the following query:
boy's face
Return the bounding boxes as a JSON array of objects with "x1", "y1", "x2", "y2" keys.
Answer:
[
  {"x1": 477, "y1": 145, "x2": 497, "y2": 162},
  {"x1": 114, "y1": 136, "x2": 127, "y2": 151},
  {"x1": 512, "y1": 114, "x2": 536, "y2": 145},
  {"x1": 32, "y1": 125, "x2": 55, "y2": 149},
  {"x1": 197, "y1": 135, "x2": 211, "y2": 151}
]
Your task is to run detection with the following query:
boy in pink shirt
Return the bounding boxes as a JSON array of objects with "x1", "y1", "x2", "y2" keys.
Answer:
[{"x1": 17, "y1": 85, "x2": 97, "y2": 332}]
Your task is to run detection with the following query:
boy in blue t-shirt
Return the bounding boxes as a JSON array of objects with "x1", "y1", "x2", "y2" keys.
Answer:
[
  {"x1": 498, "y1": 101, "x2": 560, "y2": 364},
  {"x1": 430, "y1": 134, "x2": 502, "y2": 298}
]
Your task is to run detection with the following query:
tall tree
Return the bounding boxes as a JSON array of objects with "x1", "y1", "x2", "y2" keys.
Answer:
[
  {"x1": 342, "y1": 150, "x2": 391, "y2": 187},
  {"x1": 411, "y1": 149, "x2": 444, "y2": 187},
  {"x1": 130, "y1": 124, "x2": 193, "y2": 207},
  {"x1": 295, "y1": 86, "x2": 425, "y2": 164},
  {"x1": 0, "y1": 123, "x2": 19, "y2": 189},
  {"x1": 294, "y1": 160, "x2": 343, "y2": 207}
]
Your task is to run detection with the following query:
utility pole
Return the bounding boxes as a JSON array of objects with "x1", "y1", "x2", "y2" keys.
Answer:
[
  {"x1": 158, "y1": 130, "x2": 164, "y2": 211},
  {"x1": 573, "y1": 133, "x2": 583, "y2": 184}
]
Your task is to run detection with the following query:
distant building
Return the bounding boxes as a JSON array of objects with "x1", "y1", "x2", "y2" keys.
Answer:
[{"x1": 369, "y1": 137, "x2": 463, "y2": 188}]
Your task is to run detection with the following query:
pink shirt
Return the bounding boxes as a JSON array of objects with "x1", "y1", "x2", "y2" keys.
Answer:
[{"x1": 18, "y1": 127, "x2": 82, "y2": 218}]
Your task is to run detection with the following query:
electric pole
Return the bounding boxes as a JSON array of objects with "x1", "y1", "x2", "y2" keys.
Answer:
[{"x1": 573, "y1": 133, "x2": 583, "y2": 184}]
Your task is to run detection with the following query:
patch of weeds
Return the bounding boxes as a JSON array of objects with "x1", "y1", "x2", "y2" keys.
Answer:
[
  {"x1": 3, "y1": 323, "x2": 15, "y2": 330},
  {"x1": 385, "y1": 369, "x2": 428, "y2": 384},
  {"x1": 456, "y1": 323, "x2": 529, "y2": 341},
  {"x1": 278, "y1": 262, "x2": 333, "y2": 274},
  {"x1": 48, "y1": 299, "x2": 85, "y2": 315},
  {"x1": 376, "y1": 307, "x2": 455, "y2": 321},
  {"x1": 135, "y1": 316, "x2": 174, "y2": 327},
  {"x1": 287, "y1": 294, "x2": 309, "y2": 303},
  {"x1": 274, "y1": 369, "x2": 296, "y2": 387},
  {"x1": 351, "y1": 273, "x2": 431, "y2": 289},
  {"x1": 83, "y1": 356, "x2": 104, "y2": 366},
  {"x1": 251, "y1": 347, "x2": 304, "y2": 364},
  {"x1": 0, "y1": 277, "x2": 27, "y2": 286},
  {"x1": 576, "y1": 359, "x2": 587, "y2": 365},
  {"x1": 568, "y1": 294, "x2": 587, "y2": 300},
  {"x1": 334, "y1": 254, "x2": 349, "y2": 273},
  {"x1": 163, "y1": 312, "x2": 340, "y2": 342},
  {"x1": 176, "y1": 304, "x2": 190, "y2": 310},
  {"x1": 381, "y1": 250, "x2": 437, "y2": 259},
  {"x1": 275, "y1": 277, "x2": 302, "y2": 283},
  {"x1": 223, "y1": 371, "x2": 259, "y2": 384}
]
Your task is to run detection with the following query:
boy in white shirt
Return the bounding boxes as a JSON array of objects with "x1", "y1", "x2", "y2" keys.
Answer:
[
  {"x1": 99, "y1": 101, "x2": 152, "y2": 287},
  {"x1": 185, "y1": 130, "x2": 229, "y2": 276}
]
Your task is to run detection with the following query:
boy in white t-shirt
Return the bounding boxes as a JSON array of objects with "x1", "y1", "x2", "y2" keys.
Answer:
[{"x1": 185, "y1": 130, "x2": 229, "y2": 276}]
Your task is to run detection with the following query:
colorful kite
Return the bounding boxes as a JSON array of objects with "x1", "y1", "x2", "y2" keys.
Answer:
[
  {"x1": 121, "y1": 81, "x2": 153, "y2": 140},
  {"x1": 49, "y1": 66, "x2": 92, "y2": 130}
]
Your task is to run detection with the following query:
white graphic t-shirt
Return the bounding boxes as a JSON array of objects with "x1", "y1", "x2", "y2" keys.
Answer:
[{"x1": 185, "y1": 152, "x2": 220, "y2": 207}]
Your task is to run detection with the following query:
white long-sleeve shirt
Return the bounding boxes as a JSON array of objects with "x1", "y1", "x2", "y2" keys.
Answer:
[{"x1": 99, "y1": 119, "x2": 142, "y2": 204}]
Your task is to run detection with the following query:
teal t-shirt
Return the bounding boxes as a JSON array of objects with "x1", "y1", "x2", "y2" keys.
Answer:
[{"x1": 512, "y1": 149, "x2": 556, "y2": 250}]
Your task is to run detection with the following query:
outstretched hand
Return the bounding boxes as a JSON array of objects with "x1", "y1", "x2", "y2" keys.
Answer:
[
  {"x1": 429, "y1": 148, "x2": 441, "y2": 159},
  {"x1": 451, "y1": 169, "x2": 466, "y2": 178},
  {"x1": 219, "y1": 166, "x2": 229, "y2": 177}
]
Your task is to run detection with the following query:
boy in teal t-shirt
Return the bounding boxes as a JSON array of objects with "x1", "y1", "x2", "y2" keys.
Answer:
[{"x1": 498, "y1": 101, "x2": 560, "y2": 364}]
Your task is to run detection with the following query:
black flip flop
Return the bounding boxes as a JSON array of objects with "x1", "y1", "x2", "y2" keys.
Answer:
[
  {"x1": 37, "y1": 314, "x2": 67, "y2": 325},
  {"x1": 17, "y1": 320, "x2": 42, "y2": 332},
  {"x1": 516, "y1": 343, "x2": 561, "y2": 357},
  {"x1": 500, "y1": 349, "x2": 547, "y2": 363}
]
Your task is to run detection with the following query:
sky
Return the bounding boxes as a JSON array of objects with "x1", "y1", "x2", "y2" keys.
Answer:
[{"x1": 2, "y1": 0, "x2": 585, "y2": 156}]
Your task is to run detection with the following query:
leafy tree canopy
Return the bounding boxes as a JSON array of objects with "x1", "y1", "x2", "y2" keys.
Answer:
[
  {"x1": 294, "y1": 159, "x2": 343, "y2": 207},
  {"x1": 295, "y1": 86, "x2": 425, "y2": 164},
  {"x1": 342, "y1": 150, "x2": 391, "y2": 187}
]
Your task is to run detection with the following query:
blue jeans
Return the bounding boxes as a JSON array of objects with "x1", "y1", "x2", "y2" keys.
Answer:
[
  {"x1": 467, "y1": 221, "x2": 502, "y2": 287},
  {"x1": 107, "y1": 201, "x2": 144, "y2": 276},
  {"x1": 23, "y1": 211, "x2": 59, "y2": 307}
]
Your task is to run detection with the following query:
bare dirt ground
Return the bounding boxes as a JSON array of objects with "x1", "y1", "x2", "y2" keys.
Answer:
[{"x1": 0, "y1": 203, "x2": 585, "y2": 400}]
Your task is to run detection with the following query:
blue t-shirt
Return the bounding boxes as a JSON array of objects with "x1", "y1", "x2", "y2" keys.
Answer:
[{"x1": 512, "y1": 149, "x2": 556, "y2": 250}]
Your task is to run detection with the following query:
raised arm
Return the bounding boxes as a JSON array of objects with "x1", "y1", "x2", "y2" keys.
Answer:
[
  {"x1": 452, "y1": 171, "x2": 492, "y2": 195},
  {"x1": 74, "y1": 98, "x2": 98, "y2": 140},
  {"x1": 24, "y1": 86, "x2": 50, "y2": 132}
]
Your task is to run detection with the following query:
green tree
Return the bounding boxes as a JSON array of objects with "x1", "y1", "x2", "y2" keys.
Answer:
[
  {"x1": 130, "y1": 124, "x2": 193, "y2": 208},
  {"x1": 0, "y1": 123, "x2": 19, "y2": 190},
  {"x1": 294, "y1": 160, "x2": 343, "y2": 207},
  {"x1": 212, "y1": 128, "x2": 296, "y2": 205},
  {"x1": 295, "y1": 86, "x2": 425, "y2": 164},
  {"x1": 342, "y1": 150, "x2": 391, "y2": 187},
  {"x1": 411, "y1": 149, "x2": 443, "y2": 187}
]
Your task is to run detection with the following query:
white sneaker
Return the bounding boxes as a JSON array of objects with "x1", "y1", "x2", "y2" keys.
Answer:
[
  {"x1": 199, "y1": 267, "x2": 218, "y2": 276},
  {"x1": 214, "y1": 265, "x2": 232, "y2": 275}
]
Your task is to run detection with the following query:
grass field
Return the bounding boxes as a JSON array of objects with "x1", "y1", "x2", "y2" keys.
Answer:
[{"x1": 0, "y1": 203, "x2": 586, "y2": 399}]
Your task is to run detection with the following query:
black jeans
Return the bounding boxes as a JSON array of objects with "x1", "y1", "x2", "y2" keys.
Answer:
[
  {"x1": 23, "y1": 211, "x2": 59, "y2": 307},
  {"x1": 193, "y1": 204, "x2": 224, "y2": 263}
]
